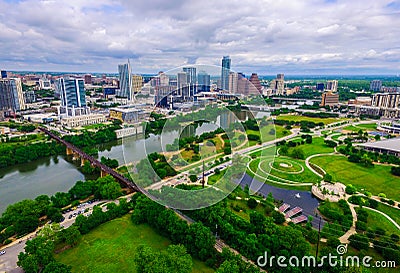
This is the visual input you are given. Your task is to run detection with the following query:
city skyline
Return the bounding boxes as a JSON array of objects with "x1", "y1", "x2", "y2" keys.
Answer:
[{"x1": 1, "y1": 0, "x2": 400, "y2": 75}]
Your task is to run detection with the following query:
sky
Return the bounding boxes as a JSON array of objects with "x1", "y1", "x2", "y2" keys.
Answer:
[{"x1": 1, "y1": 0, "x2": 400, "y2": 75}]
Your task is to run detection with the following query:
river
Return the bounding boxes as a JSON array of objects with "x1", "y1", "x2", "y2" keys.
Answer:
[{"x1": 0, "y1": 110, "x2": 301, "y2": 214}]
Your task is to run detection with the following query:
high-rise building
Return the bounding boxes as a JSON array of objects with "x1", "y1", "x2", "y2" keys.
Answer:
[
  {"x1": 177, "y1": 72, "x2": 188, "y2": 97},
  {"x1": 183, "y1": 66, "x2": 197, "y2": 96},
  {"x1": 370, "y1": 80, "x2": 382, "y2": 92},
  {"x1": 249, "y1": 73, "x2": 262, "y2": 94},
  {"x1": 316, "y1": 83, "x2": 325, "y2": 91},
  {"x1": 84, "y1": 74, "x2": 92, "y2": 84},
  {"x1": 158, "y1": 72, "x2": 169, "y2": 86},
  {"x1": 270, "y1": 73, "x2": 285, "y2": 95},
  {"x1": 118, "y1": 61, "x2": 133, "y2": 100},
  {"x1": 56, "y1": 78, "x2": 88, "y2": 116},
  {"x1": 228, "y1": 72, "x2": 238, "y2": 93},
  {"x1": 24, "y1": 91, "x2": 36, "y2": 104},
  {"x1": 132, "y1": 75, "x2": 143, "y2": 94},
  {"x1": 197, "y1": 71, "x2": 210, "y2": 92},
  {"x1": 237, "y1": 73, "x2": 249, "y2": 95},
  {"x1": 320, "y1": 91, "x2": 339, "y2": 107},
  {"x1": 183, "y1": 67, "x2": 197, "y2": 85},
  {"x1": 220, "y1": 56, "x2": 231, "y2": 90},
  {"x1": 1, "y1": 70, "x2": 7, "y2": 79},
  {"x1": 326, "y1": 80, "x2": 338, "y2": 92},
  {"x1": 0, "y1": 78, "x2": 25, "y2": 111}
]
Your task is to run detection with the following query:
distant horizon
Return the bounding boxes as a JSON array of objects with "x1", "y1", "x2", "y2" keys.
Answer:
[
  {"x1": 4, "y1": 69, "x2": 400, "y2": 79},
  {"x1": 1, "y1": 1, "x2": 400, "y2": 75}
]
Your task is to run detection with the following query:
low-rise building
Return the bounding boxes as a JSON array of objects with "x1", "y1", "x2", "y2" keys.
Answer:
[
  {"x1": 0, "y1": 126, "x2": 10, "y2": 134},
  {"x1": 320, "y1": 91, "x2": 339, "y2": 107},
  {"x1": 60, "y1": 113, "x2": 107, "y2": 128},
  {"x1": 109, "y1": 105, "x2": 149, "y2": 123},
  {"x1": 359, "y1": 138, "x2": 400, "y2": 157}
]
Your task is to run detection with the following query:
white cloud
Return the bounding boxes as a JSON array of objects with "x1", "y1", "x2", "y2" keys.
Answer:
[{"x1": 0, "y1": 0, "x2": 399, "y2": 74}]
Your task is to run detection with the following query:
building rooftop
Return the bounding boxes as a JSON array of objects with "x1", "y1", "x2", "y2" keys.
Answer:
[{"x1": 359, "y1": 137, "x2": 400, "y2": 153}]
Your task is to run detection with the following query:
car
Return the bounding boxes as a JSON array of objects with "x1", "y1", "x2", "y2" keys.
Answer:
[{"x1": 0, "y1": 250, "x2": 6, "y2": 255}]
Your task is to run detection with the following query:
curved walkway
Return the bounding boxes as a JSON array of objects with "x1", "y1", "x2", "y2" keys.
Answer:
[
  {"x1": 361, "y1": 206, "x2": 400, "y2": 230},
  {"x1": 304, "y1": 152, "x2": 343, "y2": 178},
  {"x1": 338, "y1": 202, "x2": 358, "y2": 244}
]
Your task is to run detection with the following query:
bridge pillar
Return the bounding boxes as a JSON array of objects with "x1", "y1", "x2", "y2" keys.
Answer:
[
  {"x1": 100, "y1": 169, "x2": 107, "y2": 177},
  {"x1": 81, "y1": 158, "x2": 88, "y2": 167},
  {"x1": 66, "y1": 147, "x2": 73, "y2": 155}
]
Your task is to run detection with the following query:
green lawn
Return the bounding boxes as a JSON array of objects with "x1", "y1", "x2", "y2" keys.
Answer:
[
  {"x1": 247, "y1": 156, "x2": 315, "y2": 190},
  {"x1": 246, "y1": 125, "x2": 290, "y2": 145},
  {"x1": 207, "y1": 169, "x2": 226, "y2": 185},
  {"x1": 56, "y1": 215, "x2": 214, "y2": 273},
  {"x1": 259, "y1": 157, "x2": 321, "y2": 184},
  {"x1": 342, "y1": 123, "x2": 377, "y2": 132},
  {"x1": 375, "y1": 203, "x2": 400, "y2": 227},
  {"x1": 287, "y1": 137, "x2": 335, "y2": 157},
  {"x1": 310, "y1": 156, "x2": 400, "y2": 200},
  {"x1": 276, "y1": 115, "x2": 345, "y2": 125},
  {"x1": 361, "y1": 208, "x2": 400, "y2": 236}
]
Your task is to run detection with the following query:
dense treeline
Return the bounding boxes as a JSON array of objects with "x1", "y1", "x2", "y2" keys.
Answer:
[
  {"x1": 318, "y1": 200, "x2": 353, "y2": 238},
  {"x1": 184, "y1": 200, "x2": 313, "y2": 273},
  {"x1": 131, "y1": 195, "x2": 216, "y2": 262},
  {"x1": 338, "y1": 142, "x2": 400, "y2": 167},
  {"x1": 0, "y1": 141, "x2": 64, "y2": 168},
  {"x1": 63, "y1": 127, "x2": 117, "y2": 149},
  {"x1": 131, "y1": 194, "x2": 263, "y2": 272}
]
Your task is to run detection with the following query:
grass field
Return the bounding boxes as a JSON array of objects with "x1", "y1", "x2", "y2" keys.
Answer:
[
  {"x1": 342, "y1": 123, "x2": 378, "y2": 132},
  {"x1": 287, "y1": 137, "x2": 335, "y2": 157},
  {"x1": 247, "y1": 156, "x2": 317, "y2": 190},
  {"x1": 246, "y1": 125, "x2": 290, "y2": 145},
  {"x1": 310, "y1": 156, "x2": 400, "y2": 200},
  {"x1": 375, "y1": 203, "x2": 400, "y2": 227},
  {"x1": 276, "y1": 115, "x2": 345, "y2": 125},
  {"x1": 361, "y1": 208, "x2": 400, "y2": 236},
  {"x1": 207, "y1": 169, "x2": 226, "y2": 185},
  {"x1": 56, "y1": 215, "x2": 214, "y2": 273}
]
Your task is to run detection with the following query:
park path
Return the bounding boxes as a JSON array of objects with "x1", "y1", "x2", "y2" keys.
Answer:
[
  {"x1": 361, "y1": 206, "x2": 400, "y2": 230},
  {"x1": 338, "y1": 202, "x2": 358, "y2": 244}
]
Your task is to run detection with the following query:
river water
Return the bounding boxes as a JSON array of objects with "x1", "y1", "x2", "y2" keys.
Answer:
[{"x1": 0, "y1": 110, "x2": 309, "y2": 215}]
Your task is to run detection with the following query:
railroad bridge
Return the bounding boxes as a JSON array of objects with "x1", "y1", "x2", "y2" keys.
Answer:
[{"x1": 39, "y1": 127, "x2": 140, "y2": 192}]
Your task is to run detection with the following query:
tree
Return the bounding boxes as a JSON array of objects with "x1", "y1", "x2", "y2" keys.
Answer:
[
  {"x1": 62, "y1": 226, "x2": 81, "y2": 246},
  {"x1": 214, "y1": 168, "x2": 221, "y2": 175},
  {"x1": 216, "y1": 260, "x2": 240, "y2": 273},
  {"x1": 290, "y1": 147, "x2": 305, "y2": 159},
  {"x1": 323, "y1": 173, "x2": 333, "y2": 182},
  {"x1": 14, "y1": 215, "x2": 39, "y2": 235},
  {"x1": 189, "y1": 174, "x2": 198, "y2": 183},
  {"x1": 349, "y1": 234, "x2": 370, "y2": 250},
  {"x1": 247, "y1": 198, "x2": 258, "y2": 209},
  {"x1": 42, "y1": 262, "x2": 72, "y2": 273},
  {"x1": 271, "y1": 210, "x2": 286, "y2": 224},
  {"x1": 391, "y1": 166, "x2": 400, "y2": 176},
  {"x1": 18, "y1": 236, "x2": 55, "y2": 273},
  {"x1": 47, "y1": 206, "x2": 64, "y2": 223}
]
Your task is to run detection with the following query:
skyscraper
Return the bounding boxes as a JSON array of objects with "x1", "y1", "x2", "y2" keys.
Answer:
[
  {"x1": 118, "y1": 61, "x2": 133, "y2": 100},
  {"x1": 249, "y1": 73, "x2": 262, "y2": 94},
  {"x1": 197, "y1": 71, "x2": 210, "y2": 92},
  {"x1": 221, "y1": 56, "x2": 231, "y2": 91},
  {"x1": 1, "y1": 70, "x2": 7, "y2": 79},
  {"x1": 228, "y1": 72, "x2": 238, "y2": 93},
  {"x1": 56, "y1": 78, "x2": 88, "y2": 116},
  {"x1": 183, "y1": 66, "x2": 197, "y2": 96},
  {"x1": 132, "y1": 75, "x2": 143, "y2": 94},
  {"x1": 370, "y1": 80, "x2": 382, "y2": 92},
  {"x1": 0, "y1": 78, "x2": 25, "y2": 111},
  {"x1": 177, "y1": 72, "x2": 188, "y2": 97},
  {"x1": 326, "y1": 80, "x2": 338, "y2": 92}
]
